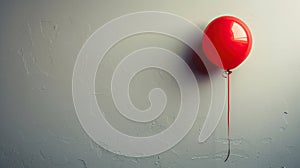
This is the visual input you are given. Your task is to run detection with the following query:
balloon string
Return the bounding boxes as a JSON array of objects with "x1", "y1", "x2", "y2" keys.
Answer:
[{"x1": 224, "y1": 70, "x2": 232, "y2": 162}]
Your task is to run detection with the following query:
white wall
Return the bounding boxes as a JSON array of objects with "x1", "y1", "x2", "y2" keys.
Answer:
[{"x1": 1, "y1": 0, "x2": 300, "y2": 167}]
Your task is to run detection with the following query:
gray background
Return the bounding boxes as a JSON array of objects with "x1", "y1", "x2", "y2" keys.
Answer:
[{"x1": 1, "y1": 0, "x2": 300, "y2": 167}]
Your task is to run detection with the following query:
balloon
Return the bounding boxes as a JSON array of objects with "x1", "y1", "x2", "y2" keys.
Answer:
[{"x1": 202, "y1": 16, "x2": 252, "y2": 70}]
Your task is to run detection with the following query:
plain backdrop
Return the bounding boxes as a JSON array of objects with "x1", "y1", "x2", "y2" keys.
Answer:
[{"x1": 0, "y1": 0, "x2": 300, "y2": 167}]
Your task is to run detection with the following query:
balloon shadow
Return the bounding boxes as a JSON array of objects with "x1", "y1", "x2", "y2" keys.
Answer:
[{"x1": 181, "y1": 26, "x2": 220, "y2": 82}]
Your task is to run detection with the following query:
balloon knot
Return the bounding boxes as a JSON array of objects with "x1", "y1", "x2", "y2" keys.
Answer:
[{"x1": 226, "y1": 70, "x2": 232, "y2": 75}]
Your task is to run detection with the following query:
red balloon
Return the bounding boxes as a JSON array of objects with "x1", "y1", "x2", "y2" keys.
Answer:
[{"x1": 202, "y1": 16, "x2": 252, "y2": 70}]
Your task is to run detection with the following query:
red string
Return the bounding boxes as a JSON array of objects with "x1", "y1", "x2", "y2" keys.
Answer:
[
  {"x1": 224, "y1": 70, "x2": 232, "y2": 162},
  {"x1": 227, "y1": 70, "x2": 231, "y2": 137}
]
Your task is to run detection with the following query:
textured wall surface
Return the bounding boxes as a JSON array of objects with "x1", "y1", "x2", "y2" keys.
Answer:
[{"x1": 1, "y1": 0, "x2": 300, "y2": 168}]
